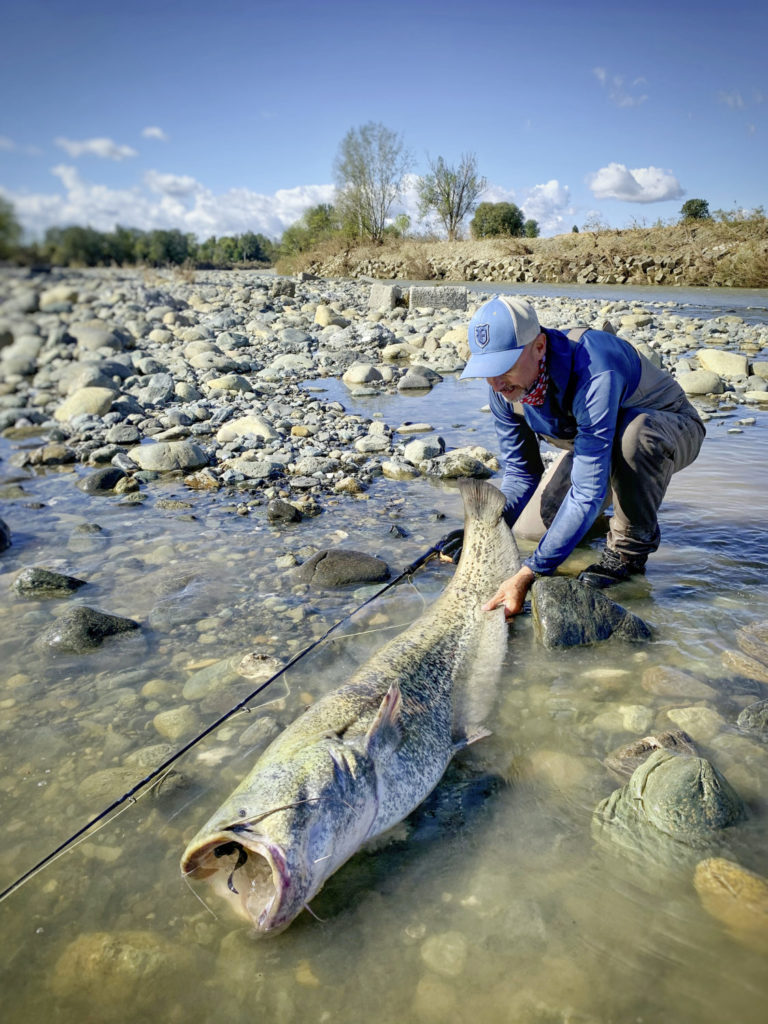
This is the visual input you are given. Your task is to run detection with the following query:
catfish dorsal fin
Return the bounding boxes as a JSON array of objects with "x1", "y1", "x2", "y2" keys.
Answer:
[{"x1": 365, "y1": 682, "x2": 403, "y2": 757}]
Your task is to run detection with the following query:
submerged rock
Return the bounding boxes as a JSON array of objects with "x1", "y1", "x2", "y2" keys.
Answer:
[
  {"x1": 694, "y1": 857, "x2": 768, "y2": 953},
  {"x1": 38, "y1": 605, "x2": 141, "y2": 653},
  {"x1": 603, "y1": 729, "x2": 698, "y2": 780},
  {"x1": 13, "y1": 567, "x2": 87, "y2": 598},
  {"x1": 531, "y1": 577, "x2": 651, "y2": 649},
  {"x1": 294, "y1": 548, "x2": 390, "y2": 588},
  {"x1": 0, "y1": 517, "x2": 10, "y2": 552},
  {"x1": 594, "y1": 749, "x2": 745, "y2": 848},
  {"x1": 51, "y1": 930, "x2": 195, "y2": 1014},
  {"x1": 737, "y1": 699, "x2": 768, "y2": 740}
]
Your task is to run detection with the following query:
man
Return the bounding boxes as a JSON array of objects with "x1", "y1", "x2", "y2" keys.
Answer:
[{"x1": 459, "y1": 296, "x2": 705, "y2": 619}]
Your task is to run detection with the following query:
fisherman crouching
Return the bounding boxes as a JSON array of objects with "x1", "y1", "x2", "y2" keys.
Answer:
[{"x1": 458, "y1": 296, "x2": 705, "y2": 619}]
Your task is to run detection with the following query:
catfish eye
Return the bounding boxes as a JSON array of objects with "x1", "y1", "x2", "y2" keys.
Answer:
[{"x1": 238, "y1": 808, "x2": 247, "y2": 817}]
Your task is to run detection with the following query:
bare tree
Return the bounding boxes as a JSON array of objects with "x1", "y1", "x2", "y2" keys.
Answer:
[
  {"x1": 417, "y1": 154, "x2": 487, "y2": 241},
  {"x1": 334, "y1": 122, "x2": 411, "y2": 242}
]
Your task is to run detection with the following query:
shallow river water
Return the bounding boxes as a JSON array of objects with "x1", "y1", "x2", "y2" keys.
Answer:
[{"x1": 1, "y1": 373, "x2": 768, "y2": 1022}]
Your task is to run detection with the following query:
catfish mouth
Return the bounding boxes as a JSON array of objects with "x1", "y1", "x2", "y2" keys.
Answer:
[{"x1": 180, "y1": 831, "x2": 293, "y2": 933}]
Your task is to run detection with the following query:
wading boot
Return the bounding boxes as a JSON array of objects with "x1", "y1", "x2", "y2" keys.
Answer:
[{"x1": 579, "y1": 547, "x2": 646, "y2": 589}]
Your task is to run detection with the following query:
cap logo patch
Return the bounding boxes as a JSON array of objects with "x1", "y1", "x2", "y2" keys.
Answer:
[{"x1": 474, "y1": 323, "x2": 490, "y2": 348}]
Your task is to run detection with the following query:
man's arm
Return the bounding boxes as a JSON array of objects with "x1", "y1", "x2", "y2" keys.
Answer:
[
  {"x1": 524, "y1": 369, "x2": 623, "y2": 575},
  {"x1": 490, "y1": 387, "x2": 544, "y2": 521}
]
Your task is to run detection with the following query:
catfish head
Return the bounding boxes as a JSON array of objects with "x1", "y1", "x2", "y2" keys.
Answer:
[{"x1": 180, "y1": 733, "x2": 380, "y2": 934}]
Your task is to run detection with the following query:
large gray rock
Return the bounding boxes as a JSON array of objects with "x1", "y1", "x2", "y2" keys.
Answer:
[
  {"x1": 294, "y1": 548, "x2": 390, "y2": 588},
  {"x1": 342, "y1": 363, "x2": 383, "y2": 385},
  {"x1": 13, "y1": 567, "x2": 87, "y2": 598},
  {"x1": 409, "y1": 285, "x2": 467, "y2": 310},
  {"x1": 215, "y1": 415, "x2": 277, "y2": 443},
  {"x1": 422, "y1": 450, "x2": 493, "y2": 479},
  {"x1": 594, "y1": 749, "x2": 745, "y2": 846},
  {"x1": 398, "y1": 365, "x2": 443, "y2": 390},
  {"x1": 127, "y1": 441, "x2": 208, "y2": 472},
  {"x1": 38, "y1": 606, "x2": 141, "y2": 653},
  {"x1": 676, "y1": 369, "x2": 724, "y2": 396},
  {"x1": 531, "y1": 577, "x2": 651, "y2": 648},
  {"x1": 737, "y1": 699, "x2": 768, "y2": 740},
  {"x1": 54, "y1": 386, "x2": 116, "y2": 422},
  {"x1": 404, "y1": 437, "x2": 445, "y2": 464},
  {"x1": 696, "y1": 348, "x2": 749, "y2": 378}
]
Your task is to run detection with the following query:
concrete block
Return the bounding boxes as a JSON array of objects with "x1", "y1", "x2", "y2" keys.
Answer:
[
  {"x1": 408, "y1": 285, "x2": 467, "y2": 311},
  {"x1": 369, "y1": 284, "x2": 401, "y2": 310}
]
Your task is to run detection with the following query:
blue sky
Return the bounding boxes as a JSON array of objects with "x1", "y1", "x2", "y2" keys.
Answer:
[{"x1": 1, "y1": 0, "x2": 765, "y2": 241}]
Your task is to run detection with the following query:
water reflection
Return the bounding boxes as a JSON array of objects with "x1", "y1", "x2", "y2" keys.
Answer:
[{"x1": 1, "y1": 394, "x2": 767, "y2": 1024}]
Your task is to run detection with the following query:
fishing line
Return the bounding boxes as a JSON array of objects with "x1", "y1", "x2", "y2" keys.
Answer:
[{"x1": 0, "y1": 528, "x2": 461, "y2": 905}]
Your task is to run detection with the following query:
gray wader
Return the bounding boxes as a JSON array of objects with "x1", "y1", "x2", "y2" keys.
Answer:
[{"x1": 512, "y1": 329, "x2": 705, "y2": 563}]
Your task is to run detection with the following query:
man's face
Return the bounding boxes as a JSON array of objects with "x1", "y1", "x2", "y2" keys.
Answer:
[{"x1": 486, "y1": 336, "x2": 544, "y2": 402}]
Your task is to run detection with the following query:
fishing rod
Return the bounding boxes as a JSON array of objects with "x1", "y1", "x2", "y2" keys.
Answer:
[{"x1": 0, "y1": 528, "x2": 463, "y2": 905}]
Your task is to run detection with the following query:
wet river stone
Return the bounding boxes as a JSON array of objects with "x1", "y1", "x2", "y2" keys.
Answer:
[
  {"x1": 595, "y1": 749, "x2": 745, "y2": 846},
  {"x1": 531, "y1": 578, "x2": 651, "y2": 649},
  {"x1": 694, "y1": 857, "x2": 768, "y2": 953},
  {"x1": 13, "y1": 566, "x2": 87, "y2": 597},
  {"x1": 51, "y1": 930, "x2": 196, "y2": 1017},
  {"x1": 603, "y1": 729, "x2": 698, "y2": 780},
  {"x1": 37, "y1": 605, "x2": 141, "y2": 653},
  {"x1": 0, "y1": 517, "x2": 10, "y2": 552},
  {"x1": 737, "y1": 699, "x2": 768, "y2": 739},
  {"x1": 76, "y1": 466, "x2": 126, "y2": 494},
  {"x1": 294, "y1": 548, "x2": 390, "y2": 587},
  {"x1": 127, "y1": 440, "x2": 208, "y2": 472}
]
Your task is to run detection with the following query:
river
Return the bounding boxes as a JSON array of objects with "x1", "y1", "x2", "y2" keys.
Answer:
[{"x1": 1, "y1": 285, "x2": 767, "y2": 1023}]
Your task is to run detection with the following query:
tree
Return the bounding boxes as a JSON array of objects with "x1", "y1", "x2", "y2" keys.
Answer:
[
  {"x1": 523, "y1": 219, "x2": 540, "y2": 238},
  {"x1": 470, "y1": 201, "x2": 525, "y2": 238},
  {"x1": 43, "y1": 225, "x2": 108, "y2": 266},
  {"x1": 0, "y1": 197, "x2": 22, "y2": 259},
  {"x1": 680, "y1": 198, "x2": 711, "y2": 221},
  {"x1": 334, "y1": 122, "x2": 411, "y2": 242},
  {"x1": 416, "y1": 154, "x2": 486, "y2": 241}
]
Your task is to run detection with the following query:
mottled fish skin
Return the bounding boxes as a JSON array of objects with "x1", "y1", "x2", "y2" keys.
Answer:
[{"x1": 180, "y1": 480, "x2": 520, "y2": 934}]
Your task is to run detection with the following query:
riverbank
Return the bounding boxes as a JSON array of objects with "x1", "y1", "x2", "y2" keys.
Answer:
[
  {"x1": 0, "y1": 266, "x2": 767, "y2": 524},
  {"x1": 279, "y1": 217, "x2": 768, "y2": 289}
]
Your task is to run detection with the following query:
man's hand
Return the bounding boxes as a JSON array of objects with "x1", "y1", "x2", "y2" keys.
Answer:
[{"x1": 482, "y1": 565, "x2": 537, "y2": 619}]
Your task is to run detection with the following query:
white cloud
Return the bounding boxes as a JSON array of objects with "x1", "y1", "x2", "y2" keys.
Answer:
[
  {"x1": 54, "y1": 137, "x2": 138, "y2": 160},
  {"x1": 2, "y1": 165, "x2": 336, "y2": 240},
  {"x1": 587, "y1": 163, "x2": 684, "y2": 203},
  {"x1": 142, "y1": 126, "x2": 169, "y2": 141},
  {"x1": 593, "y1": 67, "x2": 648, "y2": 108},
  {"x1": 521, "y1": 180, "x2": 573, "y2": 233},
  {"x1": 0, "y1": 135, "x2": 43, "y2": 156},
  {"x1": 144, "y1": 170, "x2": 201, "y2": 197},
  {"x1": 718, "y1": 90, "x2": 745, "y2": 110}
]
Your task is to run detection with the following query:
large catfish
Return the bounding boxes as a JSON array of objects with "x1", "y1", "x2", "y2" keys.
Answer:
[{"x1": 180, "y1": 479, "x2": 519, "y2": 934}]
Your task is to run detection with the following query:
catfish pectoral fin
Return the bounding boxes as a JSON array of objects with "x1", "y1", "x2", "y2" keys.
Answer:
[{"x1": 452, "y1": 726, "x2": 492, "y2": 753}]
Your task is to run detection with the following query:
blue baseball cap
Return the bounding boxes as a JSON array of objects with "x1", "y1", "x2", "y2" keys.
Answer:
[{"x1": 459, "y1": 297, "x2": 541, "y2": 379}]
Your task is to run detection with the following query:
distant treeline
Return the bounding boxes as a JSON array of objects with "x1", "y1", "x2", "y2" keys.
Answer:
[{"x1": 9, "y1": 221, "x2": 277, "y2": 269}]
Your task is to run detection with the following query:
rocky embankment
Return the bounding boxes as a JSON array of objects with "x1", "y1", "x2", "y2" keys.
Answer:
[
  {"x1": 0, "y1": 266, "x2": 767, "y2": 541},
  {"x1": 298, "y1": 233, "x2": 768, "y2": 288}
]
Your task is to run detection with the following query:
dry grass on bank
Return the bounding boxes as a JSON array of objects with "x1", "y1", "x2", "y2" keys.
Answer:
[{"x1": 276, "y1": 216, "x2": 768, "y2": 288}]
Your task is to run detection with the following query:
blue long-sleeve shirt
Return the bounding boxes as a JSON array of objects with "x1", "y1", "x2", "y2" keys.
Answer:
[{"x1": 491, "y1": 327, "x2": 643, "y2": 575}]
